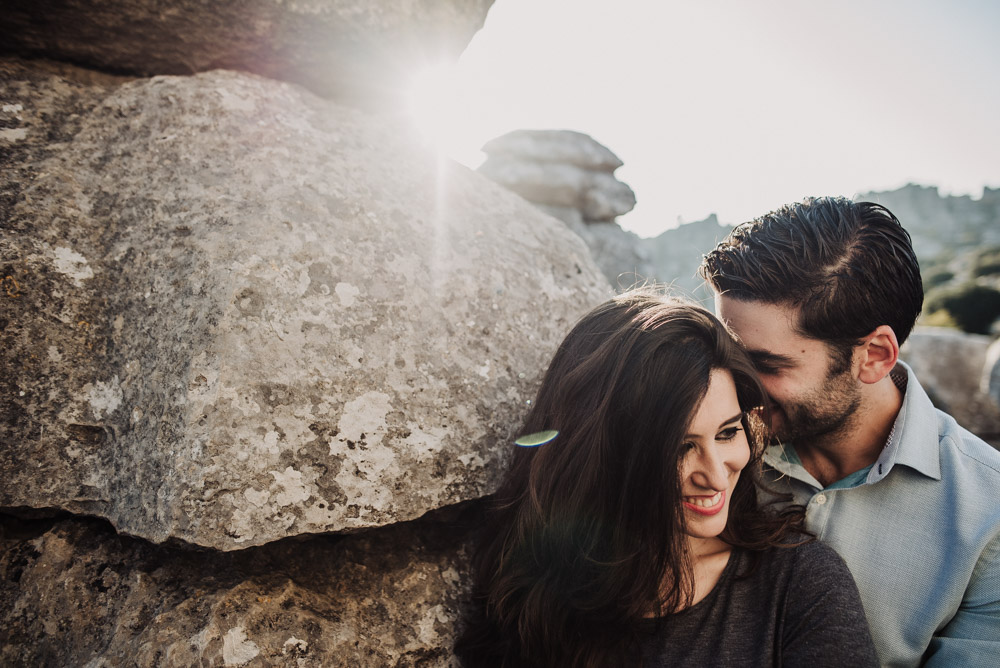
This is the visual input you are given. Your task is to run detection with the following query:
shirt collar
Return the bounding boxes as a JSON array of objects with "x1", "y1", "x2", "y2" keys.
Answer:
[
  {"x1": 878, "y1": 360, "x2": 941, "y2": 481},
  {"x1": 763, "y1": 360, "x2": 942, "y2": 484}
]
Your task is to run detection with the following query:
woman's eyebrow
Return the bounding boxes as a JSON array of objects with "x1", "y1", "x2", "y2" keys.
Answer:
[{"x1": 720, "y1": 412, "x2": 743, "y2": 427}]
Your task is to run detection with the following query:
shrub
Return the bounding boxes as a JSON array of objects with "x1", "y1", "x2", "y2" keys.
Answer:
[
  {"x1": 921, "y1": 267, "x2": 955, "y2": 291},
  {"x1": 924, "y1": 283, "x2": 1000, "y2": 335},
  {"x1": 972, "y1": 248, "x2": 1000, "y2": 278}
]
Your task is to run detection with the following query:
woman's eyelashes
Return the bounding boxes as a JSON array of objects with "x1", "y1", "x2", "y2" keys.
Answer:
[
  {"x1": 682, "y1": 424, "x2": 742, "y2": 451},
  {"x1": 716, "y1": 425, "x2": 743, "y2": 442}
]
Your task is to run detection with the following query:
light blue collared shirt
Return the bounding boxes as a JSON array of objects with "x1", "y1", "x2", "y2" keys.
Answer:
[{"x1": 763, "y1": 362, "x2": 1000, "y2": 667}]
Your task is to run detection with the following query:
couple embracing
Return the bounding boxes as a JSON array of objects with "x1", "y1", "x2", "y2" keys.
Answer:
[{"x1": 457, "y1": 197, "x2": 1000, "y2": 667}]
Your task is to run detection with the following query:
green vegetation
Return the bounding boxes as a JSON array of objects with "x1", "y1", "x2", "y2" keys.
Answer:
[
  {"x1": 924, "y1": 282, "x2": 1000, "y2": 335},
  {"x1": 971, "y1": 246, "x2": 1000, "y2": 278},
  {"x1": 921, "y1": 266, "x2": 955, "y2": 291}
]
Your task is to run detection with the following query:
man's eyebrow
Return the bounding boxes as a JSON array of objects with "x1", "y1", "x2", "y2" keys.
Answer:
[{"x1": 746, "y1": 349, "x2": 795, "y2": 367}]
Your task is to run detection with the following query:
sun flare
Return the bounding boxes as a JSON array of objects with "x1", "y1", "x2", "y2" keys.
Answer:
[{"x1": 405, "y1": 63, "x2": 469, "y2": 153}]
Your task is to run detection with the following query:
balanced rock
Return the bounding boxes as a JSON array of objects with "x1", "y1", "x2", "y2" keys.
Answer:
[
  {"x1": 0, "y1": 0, "x2": 495, "y2": 108},
  {"x1": 481, "y1": 129, "x2": 624, "y2": 171},
  {"x1": 0, "y1": 508, "x2": 476, "y2": 667},
  {"x1": 478, "y1": 130, "x2": 636, "y2": 224},
  {"x1": 900, "y1": 327, "x2": 1000, "y2": 440},
  {"x1": 1, "y1": 59, "x2": 610, "y2": 550}
]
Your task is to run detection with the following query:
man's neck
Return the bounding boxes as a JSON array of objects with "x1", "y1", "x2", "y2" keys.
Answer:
[{"x1": 796, "y1": 375, "x2": 904, "y2": 488}]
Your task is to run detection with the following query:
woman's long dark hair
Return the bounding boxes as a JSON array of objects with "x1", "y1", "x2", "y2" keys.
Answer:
[{"x1": 455, "y1": 290, "x2": 806, "y2": 667}]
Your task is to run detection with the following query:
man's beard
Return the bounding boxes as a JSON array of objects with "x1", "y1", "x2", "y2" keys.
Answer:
[{"x1": 769, "y1": 372, "x2": 862, "y2": 445}]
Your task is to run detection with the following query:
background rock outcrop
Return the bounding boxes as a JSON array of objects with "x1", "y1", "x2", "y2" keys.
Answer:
[
  {"x1": 1, "y1": 61, "x2": 609, "y2": 551},
  {"x1": 477, "y1": 129, "x2": 651, "y2": 287},
  {"x1": 858, "y1": 184, "x2": 1000, "y2": 260},
  {"x1": 900, "y1": 328, "x2": 1000, "y2": 442},
  {"x1": 0, "y1": 0, "x2": 495, "y2": 109}
]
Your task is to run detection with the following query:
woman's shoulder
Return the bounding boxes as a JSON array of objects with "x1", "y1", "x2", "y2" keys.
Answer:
[
  {"x1": 742, "y1": 538, "x2": 853, "y2": 588},
  {"x1": 758, "y1": 537, "x2": 846, "y2": 568}
]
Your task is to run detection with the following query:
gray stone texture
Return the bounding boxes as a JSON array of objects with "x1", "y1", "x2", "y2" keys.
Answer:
[
  {"x1": 477, "y1": 130, "x2": 639, "y2": 287},
  {"x1": 900, "y1": 327, "x2": 1000, "y2": 440},
  {"x1": 477, "y1": 155, "x2": 637, "y2": 220},
  {"x1": 481, "y1": 129, "x2": 624, "y2": 170},
  {"x1": 563, "y1": 220, "x2": 657, "y2": 291},
  {"x1": 0, "y1": 0, "x2": 495, "y2": 109},
  {"x1": 478, "y1": 131, "x2": 636, "y2": 223},
  {"x1": 1, "y1": 59, "x2": 610, "y2": 550},
  {"x1": 984, "y1": 337, "x2": 1000, "y2": 409},
  {"x1": 0, "y1": 507, "x2": 477, "y2": 667}
]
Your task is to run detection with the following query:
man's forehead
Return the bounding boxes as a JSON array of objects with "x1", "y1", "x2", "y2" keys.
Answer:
[
  {"x1": 714, "y1": 295, "x2": 800, "y2": 333},
  {"x1": 714, "y1": 295, "x2": 819, "y2": 356}
]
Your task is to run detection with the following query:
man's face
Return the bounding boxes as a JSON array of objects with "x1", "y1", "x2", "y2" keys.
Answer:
[{"x1": 715, "y1": 296, "x2": 861, "y2": 444}]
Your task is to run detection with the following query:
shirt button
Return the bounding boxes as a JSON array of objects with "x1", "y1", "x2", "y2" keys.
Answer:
[{"x1": 814, "y1": 494, "x2": 828, "y2": 505}]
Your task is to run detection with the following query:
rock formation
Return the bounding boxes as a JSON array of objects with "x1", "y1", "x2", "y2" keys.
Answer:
[
  {"x1": 477, "y1": 130, "x2": 652, "y2": 286},
  {"x1": 0, "y1": 3, "x2": 614, "y2": 664},
  {"x1": 0, "y1": 0, "x2": 495, "y2": 109},
  {"x1": 0, "y1": 506, "x2": 477, "y2": 667},
  {"x1": 1, "y1": 61, "x2": 608, "y2": 551},
  {"x1": 901, "y1": 328, "x2": 1000, "y2": 441},
  {"x1": 857, "y1": 184, "x2": 1000, "y2": 260}
]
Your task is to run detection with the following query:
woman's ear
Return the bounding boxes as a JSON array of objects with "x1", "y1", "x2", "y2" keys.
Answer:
[{"x1": 856, "y1": 325, "x2": 900, "y2": 384}]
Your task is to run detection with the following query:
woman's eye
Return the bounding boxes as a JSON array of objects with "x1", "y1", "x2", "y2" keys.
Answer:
[
  {"x1": 681, "y1": 441, "x2": 696, "y2": 451},
  {"x1": 717, "y1": 427, "x2": 742, "y2": 442}
]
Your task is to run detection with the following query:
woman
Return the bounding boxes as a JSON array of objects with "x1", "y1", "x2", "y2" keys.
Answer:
[{"x1": 455, "y1": 290, "x2": 877, "y2": 667}]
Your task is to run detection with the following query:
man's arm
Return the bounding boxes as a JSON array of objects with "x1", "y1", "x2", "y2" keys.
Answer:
[{"x1": 924, "y1": 533, "x2": 1000, "y2": 668}]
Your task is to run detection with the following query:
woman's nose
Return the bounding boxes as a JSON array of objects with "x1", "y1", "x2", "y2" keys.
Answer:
[{"x1": 691, "y1": 448, "x2": 730, "y2": 490}]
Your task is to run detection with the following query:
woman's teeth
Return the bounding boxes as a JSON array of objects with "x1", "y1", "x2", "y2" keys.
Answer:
[{"x1": 685, "y1": 491, "x2": 723, "y2": 507}]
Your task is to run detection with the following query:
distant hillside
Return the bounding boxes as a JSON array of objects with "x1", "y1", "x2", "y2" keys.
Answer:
[
  {"x1": 856, "y1": 184, "x2": 1000, "y2": 260},
  {"x1": 638, "y1": 184, "x2": 1000, "y2": 314}
]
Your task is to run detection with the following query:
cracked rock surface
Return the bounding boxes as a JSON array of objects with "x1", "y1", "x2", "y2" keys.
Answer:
[
  {"x1": 0, "y1": 59, "x2": 611, "y2": 550},
  {"x1": 0, "y1": 508, "x2": 479, "y2": 667}
]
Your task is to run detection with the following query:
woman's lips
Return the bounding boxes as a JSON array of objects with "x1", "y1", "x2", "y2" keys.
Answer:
[{"x1": 683, "y1": 490, "x2": 726, "y2": 516}]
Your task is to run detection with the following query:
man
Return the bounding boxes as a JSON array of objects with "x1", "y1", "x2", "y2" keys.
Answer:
[{"x1": 699, "y1": 196, "x2": 1000, "y2": 667}]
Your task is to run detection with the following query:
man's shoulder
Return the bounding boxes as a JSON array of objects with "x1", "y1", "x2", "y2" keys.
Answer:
[{"x1": 897, "y1": 365, "x2": 1000, "y2": 486}]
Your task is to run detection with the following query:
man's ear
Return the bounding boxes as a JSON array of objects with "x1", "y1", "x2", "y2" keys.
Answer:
[{"x1": 856, "y1": 325, "x2": 899, "y2": 384}]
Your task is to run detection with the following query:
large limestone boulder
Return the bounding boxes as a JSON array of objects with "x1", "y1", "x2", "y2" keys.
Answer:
[
  {"x1": 0, "y1": 0, "x2": 495, "y2": 108},
  {"x1": 0, "y1": 507, "x2": 476, "y2": 666},
  {"x1": 900, "y1": 327, "x2": 1000, "y2": 440},
  {"x1": 1, "y1": 59, "x2": 610, "y2": 550}
]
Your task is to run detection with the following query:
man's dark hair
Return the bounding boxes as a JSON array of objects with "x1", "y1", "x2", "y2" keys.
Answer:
[{"x1": 699, "y1": 196, "x2": 923, "y2": 370}]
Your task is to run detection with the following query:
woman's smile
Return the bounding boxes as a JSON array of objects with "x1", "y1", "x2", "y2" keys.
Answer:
[{"x1": 683, "y1": 490, "x2": 726, "y2": 515}]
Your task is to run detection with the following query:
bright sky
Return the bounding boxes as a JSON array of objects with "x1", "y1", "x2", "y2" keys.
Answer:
[{"x1": 405, "y1": 0, "x2": 1000, "y2": 238}]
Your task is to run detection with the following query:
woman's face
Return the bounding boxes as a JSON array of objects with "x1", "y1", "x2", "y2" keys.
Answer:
[{"x1": 678, "y1": 368, "x2": 752, "y2": 548}]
